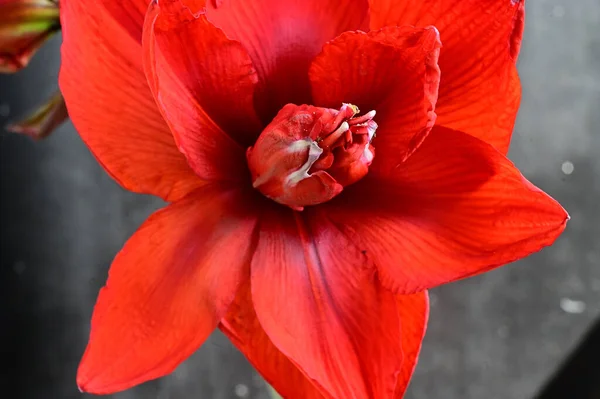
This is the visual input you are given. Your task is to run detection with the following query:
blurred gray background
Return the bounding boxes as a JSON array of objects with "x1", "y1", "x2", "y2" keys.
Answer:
[{"x1": 1, "y1": 1, "x2": 599, "y2": 398}]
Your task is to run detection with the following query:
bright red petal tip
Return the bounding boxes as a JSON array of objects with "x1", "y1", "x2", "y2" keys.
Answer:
[
  {"x1": 77, "y1": 186, "x2": 257, "y2": 394},
  {"x1": 325, "y1": 127, "x2": 568, "y2": 294},
  {"x1": 223, "y1": 284, "x2": 430, "y2": 399},
  {"x1": 220, "y1": 283, "x2": 329, "y2": 399}
]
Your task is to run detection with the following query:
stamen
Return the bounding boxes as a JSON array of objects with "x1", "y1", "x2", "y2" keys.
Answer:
[
  {"x1": 320, "y1": 121, "x2": 350, "y2": 148},
  {"x1": 349, "y1": 110, "x2": 376, "y2": 126}
]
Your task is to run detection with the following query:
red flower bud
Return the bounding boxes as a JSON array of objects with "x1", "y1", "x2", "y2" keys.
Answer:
[
  {"x1": 0, "y1": 0, "x2": 60, "y2": 73},
  {"x1": 247, "y1": 103, "x2": 377, "y2": 210},
  {"x1": 6, "y1": 90, "x2": 68, "y2": 139}
]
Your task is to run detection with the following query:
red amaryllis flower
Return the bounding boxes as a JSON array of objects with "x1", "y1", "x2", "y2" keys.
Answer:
[{"x1": 60, "y1": 0, "x2": 568, "y2": 397}]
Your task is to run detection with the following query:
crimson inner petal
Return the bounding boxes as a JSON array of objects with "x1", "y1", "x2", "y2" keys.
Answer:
[{"x1": 204, "y1": 0, "x2": 370, "y2": 123}]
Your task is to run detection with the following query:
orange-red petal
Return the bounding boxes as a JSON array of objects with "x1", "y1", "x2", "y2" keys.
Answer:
[
  {"x1": 394, "y1": 292, "x2": 429, "y2": 397},
  {"x1": 59, "y1": 0, "x2": 203, "y2": 202},
  {"x1": 100, "y1": 0, "x2": 150, "y2": 43},
  {"x1": 220, "y1": 282, "x2": 329, "y2": 399},
  {"x1": 142, "y1": 1, "x2": 250, "y2": 181},
  {"x1": 250, "y1": 207, "x2": 405, "y2": 398},
  {"x1": 77, "y1": 186, "x2": 258, "y2": 394},
  {"x1": 309, "y1": 26, "x2": 441, "y2": 174},
  {"x1": 224, "y1": 275, "x2": 430, "y2": 399},
  {"x1": 205, "y1": 0, "x2": 370, "y2": 122},
  {"x1": 325, "y1": 126, "x2": 568, "y2": 294},
  {"x1": 98, "y1": 0, "x2": 208, "y2": 43},
  {"x1": 143, "y1": 0, "x2": 263, "y2": 147},
  {"x1": 369, "y1": 0, "x2": 525, "y2": 154}
]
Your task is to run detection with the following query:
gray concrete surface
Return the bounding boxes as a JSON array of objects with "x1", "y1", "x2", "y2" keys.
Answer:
[{"x1": 1, "y1": 1, "x2": 598, "y2": 398}]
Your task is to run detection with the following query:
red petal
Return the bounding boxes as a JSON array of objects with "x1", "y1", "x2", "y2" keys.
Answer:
[
  {"x1": 144, "y1": 0, "x2": 262, "y2": 147},
  {"x1": 394, "y1": 292, "x2": 429, "y2": 397},
  {"x1": 98, "y1": 0, "x2": 209, "y2": 43},
  {"x1": 205, "y1": 0, "x2": 369, "y2": 121},
  {"x1": 309, "y1": 26, "x2": 441, "y2": 173},
  {"x1": 143, "y1": 1, "x2": 252, "y2": 180},
  {"x1": 59, "y1": 0, "x2": 203, "y2": 202},
  {"x1": 251, "y1": 207, "x2": 403, "y2": 398},
  {"x1": 220, "y1": 283, "x2": 329, "y2": 399},
  {"x1": 77, "y1": 185, "x2": 258, "y2": 394},
  {"x1": 369, "y1": 0, "x2": 525, "y2": 154},
  {"x1": 325, "y1": 127, "x2": 568, "y2": 294},
  {"x1": 100, "y1": 0, "x2": 148, "y2": 43}
]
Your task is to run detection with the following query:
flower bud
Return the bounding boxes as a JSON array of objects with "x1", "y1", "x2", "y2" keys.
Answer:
[
  {"x1": 0, "y1": 0, "x2": 60, "y2": 73},
  {"x1": 6, "y1": 90, "x2": 68, "y2": 139}
]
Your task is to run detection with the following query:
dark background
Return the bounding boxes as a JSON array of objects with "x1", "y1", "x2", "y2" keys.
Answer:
[{"x1": 1, "y1": 1, "x2": 599, "y2": 398}]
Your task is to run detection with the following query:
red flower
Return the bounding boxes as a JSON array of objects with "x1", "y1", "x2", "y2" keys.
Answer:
[{"x1": 60, "y1": 0, "x2": 567, "y2": 397}]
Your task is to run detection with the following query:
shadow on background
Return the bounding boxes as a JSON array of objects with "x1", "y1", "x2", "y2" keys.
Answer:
[{"x1": 535, "y1": 319, "x2": 600, "y2": 399}]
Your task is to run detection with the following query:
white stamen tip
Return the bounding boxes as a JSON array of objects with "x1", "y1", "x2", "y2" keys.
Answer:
[
  {"x1": 364, "y1": 120, "x2": 378, "y2": 141},
  {"x1": 363, "y1": 145, "x2": 374, "y2": 163},
  {"x1": 334, "y1": 121, "x2": 350, "y2": 135}
]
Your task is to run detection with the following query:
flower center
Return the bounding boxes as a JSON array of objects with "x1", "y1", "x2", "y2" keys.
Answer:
[{"x1": 246, "y1": 103, "x2": 377, "y2": 211}]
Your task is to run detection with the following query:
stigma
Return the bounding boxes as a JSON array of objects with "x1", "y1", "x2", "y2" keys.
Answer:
[{"x1": 246, "y1": 103, "x2": 377, "y2": 210}]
